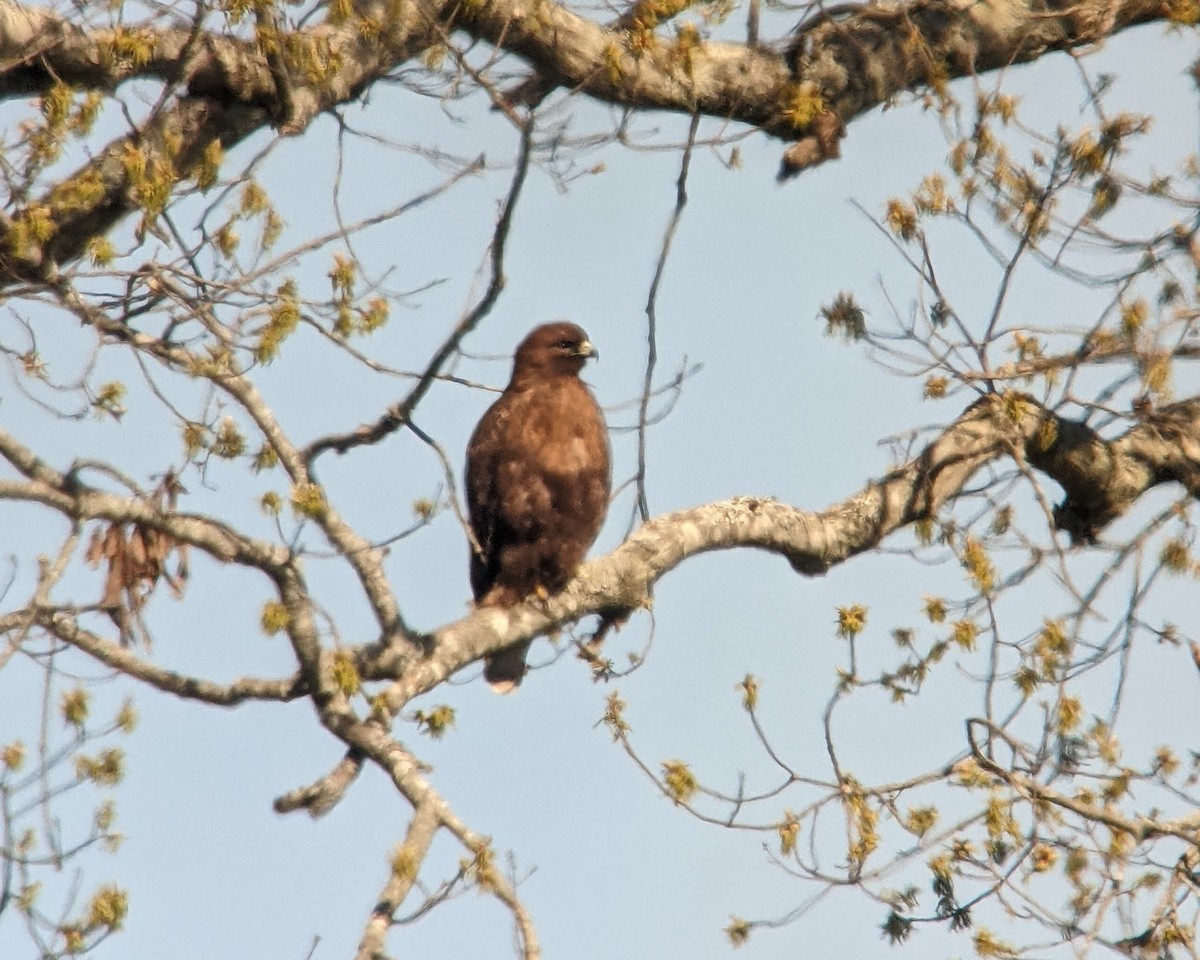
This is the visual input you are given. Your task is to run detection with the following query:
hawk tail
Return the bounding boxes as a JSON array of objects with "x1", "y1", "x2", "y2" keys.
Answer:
[{"x1": 484, "y1": 641, "x2": 532, "y2": 694}]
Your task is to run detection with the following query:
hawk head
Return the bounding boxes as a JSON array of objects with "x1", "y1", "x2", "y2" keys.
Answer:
[{"x1": 512, "y1": 322, "x2": 598, "y2": 378}]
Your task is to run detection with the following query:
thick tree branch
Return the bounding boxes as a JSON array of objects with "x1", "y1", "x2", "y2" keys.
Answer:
[
  {"x1": 2, "y1": 94, "x2": 264, "y2": 282},
  {"x1": 0, "y1": 5, "x2": 180, "y2": 95},
  {"x1": 463, "y1": 0, "x2": 1170, "y2": 176},
  {"x1": 0, "y1": 0, "x2": 438, "y2": 285},
  {"x1": 15, "y1": 390, "x2": 1197, "y2": 813},
  {"x1": 273, "y1": 750, "x2": 365, "y2": 817},
  {"x1": 359, "y1": 393, "x2": 1200, "y2": 703},
  {"x1": 354, "y1": 800, "x2": 441, "y2": 960},
  {"x1": 0, "y1": 0, "x2": 431, "y2": 106},
  {"x1": 0, "y1": 0, "x2": 1176, "y2": 285},
  {"x1": 785, "y1": 0, "x2": 1168, "y2": 109}
]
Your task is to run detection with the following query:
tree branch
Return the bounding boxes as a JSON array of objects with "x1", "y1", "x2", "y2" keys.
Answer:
[
  {"x1": 6, "y1": 609, "x2": 307, "y2": 706},
  {"x1": 0, "y1": 438, "x2": 290, "y2": 572},
  {"x1": 0, "y1": 0, "x2": 1176, "y2": 285},
  {"x1": 360, "y1": 392, "x2": 1200, "y2": 703},
  {"x1": 354, "y1": 800, "x2": 441, "y2": 960},
  {"x1": 302, "y1": 121, "x2": 534, "y2": 465},
  {"x1": 968, "y1": 717, "x2": 1200, "y2": 843},
  {"x1": 0, "y1": 0, "x2": 438, "y2": 285}
]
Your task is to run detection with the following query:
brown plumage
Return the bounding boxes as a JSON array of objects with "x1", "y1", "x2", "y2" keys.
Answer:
[{"x1": 465, "y1": 322, "x2": 611, "y2": 691}]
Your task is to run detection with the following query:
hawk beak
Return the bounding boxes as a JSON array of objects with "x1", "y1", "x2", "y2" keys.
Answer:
[{"x1": 578, "y1": 340, "x2": 598, "y2": 361}]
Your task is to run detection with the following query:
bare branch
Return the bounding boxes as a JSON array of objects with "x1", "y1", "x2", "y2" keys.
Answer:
[
  {"x1": 302, "y1": 121, "x2": 534, "y2": 464},
  {"x1": 0, "y1": 427, "x2": 289, "y2": 570},
  {"x1": 9, "y1": 609, "x2": 307, "y2": 706},
  {"x1": 273, "y1": 750, "x2": 365, "y2": 818}
]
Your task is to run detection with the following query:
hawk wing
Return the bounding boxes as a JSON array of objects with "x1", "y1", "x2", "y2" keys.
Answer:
[{"x1": 465, "y1": 375, "x2": 610, "y2": 688}]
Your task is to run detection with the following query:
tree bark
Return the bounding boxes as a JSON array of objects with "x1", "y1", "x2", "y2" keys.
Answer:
[
  {"x1": 0, "y1": 0, "x2": 1177, "y2": 282},
  {"x1": 358, "y1": 392, "x2": 1200, "y2": 704}
]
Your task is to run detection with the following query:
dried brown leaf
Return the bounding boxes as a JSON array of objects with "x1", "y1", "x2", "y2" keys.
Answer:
[
  {"x1": 85, "y1": 526, "x2": 105, "y2": 567},
  {"x1": 100, "y1": 552, "x2": 125, "y2": 609},
  {"x1": 127, "y1": 526, "x2": 147, "y2": 569}
]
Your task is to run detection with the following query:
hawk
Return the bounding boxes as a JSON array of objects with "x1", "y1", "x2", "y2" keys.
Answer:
[{"x1": 465, "y1": 322, "x2": 611, "y2": 691}]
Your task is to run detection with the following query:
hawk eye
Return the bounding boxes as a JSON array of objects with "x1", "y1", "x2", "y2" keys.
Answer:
[{"x1": 556, "y1": 339, "x2": 574, "y2": 350}]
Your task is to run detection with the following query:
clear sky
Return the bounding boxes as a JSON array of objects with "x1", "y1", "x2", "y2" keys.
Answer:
[{"x1": 2, "y1": 14, "x2": 1199, "y2": 960}]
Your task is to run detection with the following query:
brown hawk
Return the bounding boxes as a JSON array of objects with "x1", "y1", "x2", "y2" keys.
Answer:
[{"x1": 465, "y1": 322, "x2": 611, "y2": 690}]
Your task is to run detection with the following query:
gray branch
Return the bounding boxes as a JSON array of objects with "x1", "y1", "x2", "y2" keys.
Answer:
[
  {"x1": 362, "y1": 393, "x2": 1200, "y2": 702},
  {"x1": 0, "y1": 0, "x2": 1173, "y2": 282}
]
